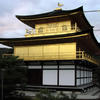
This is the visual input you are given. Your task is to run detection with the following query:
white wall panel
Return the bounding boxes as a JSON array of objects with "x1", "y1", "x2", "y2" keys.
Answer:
[
  {"x1": 90, "y1": 72, "x2": 92, "y2": 77},
  {"x1": 87, "y1": 71, "x2": 89, "y2": 77},
  {"x1": 59, "y1": 65, "x2": 75, "y2": 69},
  {"x1": 59, "y1": 70, "x2": 75, "y2": 85},
  {"x1": 90, "y1": 78, "x2": 92, "y2": 82},
  {"x1": 84, "y1": 78, "x2": 87, "y2": 84},
  {"x1": 89, "y1": 78, "x2": 91, "y2": 83},
  {"x1": 77, "y1": 66, "x2": 81, "y2": 69},
  {"x1": 28, "y1": 65, "x2": 41, "y2": 69},
  {"x1": 77, "y1": 79, "x2": 80, "y2": 86},
  {"x1": 84, "y1": 71, "x2": 87, "y2": 77},
  {"x1": 81, "y1": 71, "x2": 84, "y2": 77},
  {"x1": 81, "y1": 79, "x2": 84, "y2": 85},
  {"x1": 43, "y1": 65, "x2": 57, "y2": 69},
  {"x1": 89, "y1": 72, "x2": 91, "y2": 77},
  {"x1": 43, "y1": 70, "x2": 57, "y2": 85},
  {"x1": 77, "y1": 70, "x2": 80, "y2": 78}
]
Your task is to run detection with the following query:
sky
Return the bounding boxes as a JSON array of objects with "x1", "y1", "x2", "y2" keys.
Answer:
[{"x1": 0, "y1": 0, "x2": 100, "y2": 48}]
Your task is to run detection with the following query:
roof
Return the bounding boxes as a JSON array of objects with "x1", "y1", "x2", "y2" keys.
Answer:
[
  {"x1": 16, "y1": 6, "x2": 92, "y2": 29},
  {"x1": 0, "y1": 6, "x2": 99, "y2": 55},
  {"x1": 16, "y1": 7, "x2": 83, "y2": 19}
]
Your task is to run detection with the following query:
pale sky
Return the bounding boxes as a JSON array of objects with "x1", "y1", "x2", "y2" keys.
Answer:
[{"x1": 0, "y1": 0, "x2": 100, "y2": 47}]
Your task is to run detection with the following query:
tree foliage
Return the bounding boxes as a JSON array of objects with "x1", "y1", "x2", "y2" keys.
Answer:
[{"x1": 0, "y1": 55, "x2": 27, "y2": 97}]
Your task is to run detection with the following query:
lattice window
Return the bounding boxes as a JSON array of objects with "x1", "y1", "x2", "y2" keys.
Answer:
[
  {"x1": 38, "y1": 27, "x2": 43, "y2": 33},
  {"x1": 62, "y1": 25, "x2": 67, "y2": 31}
]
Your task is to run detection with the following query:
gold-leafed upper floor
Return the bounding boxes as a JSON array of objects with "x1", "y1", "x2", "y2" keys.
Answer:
[
  {"x1": 25, "y1": 21, "x2": 80, "y2": 37},
  {"x1": 12, "y1": 42, "x2": 99, "y2": 65}
]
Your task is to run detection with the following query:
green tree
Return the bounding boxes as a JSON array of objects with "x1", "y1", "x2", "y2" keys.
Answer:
[{"x1": 0, "y1": 55, "x2": 27, "y2": 98}]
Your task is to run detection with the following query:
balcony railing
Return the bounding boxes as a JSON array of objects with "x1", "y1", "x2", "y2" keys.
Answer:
[
  {"x1": 3, "y1": 51, "x2": 99, "y2": 65},
  {"x1": 25, "y1": 26, "x2": 81, "y2": 37},
  {"x1": 76, "y1": 51, "x2": 99, "y2": 65}
]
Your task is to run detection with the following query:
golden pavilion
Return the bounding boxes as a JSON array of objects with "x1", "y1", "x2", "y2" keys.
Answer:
[{"x1": 0, "y1": 6, "x2": 100, "y2": 91}]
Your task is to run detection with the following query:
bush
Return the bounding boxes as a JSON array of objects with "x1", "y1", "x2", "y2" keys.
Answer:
[
  {"x1": 56, "y1": 91, "x2": 70, "y2": 100},
  {"x1": 34, "y1": 89, "x2": 77, "y2": 100},
  {"x1": 34, "y1": 89, "x2": 55, "y2": 100}
]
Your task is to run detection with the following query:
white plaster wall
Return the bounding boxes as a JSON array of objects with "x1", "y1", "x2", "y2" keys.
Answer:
[
  {"x1": 43, "y1": 70, "x2": 57, "y2": 85},
  {"x1": 43, "y1": 65, "x2": 57, "y2": 69},
  {"x1": 59, "y1": 65, "x2": 75, "y2": 69},
  {"x1": 28, "y1": 65, "x2": 41, "y2": 69},
  {"x1": 59, "y1": 70, "x2": 75, "y2": 85}
]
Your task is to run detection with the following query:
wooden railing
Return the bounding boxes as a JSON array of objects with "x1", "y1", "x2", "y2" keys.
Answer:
[
  {"x1": 76, "y1": 51, "x2": 99, "y2": 65},
  {"x1": 25, "y1": 26, "x2": 81, "y2": 37}
]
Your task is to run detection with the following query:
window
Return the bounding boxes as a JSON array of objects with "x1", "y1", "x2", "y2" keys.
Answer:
[
  {"x1": 59, "y1": 70, "x2": 75, "y2": 85},
  {"x1": 43, "y1": 65, "x2": 57, "y2": 85},
  {"x1": 62, "y1": 25, "x2": 67, "y2": 31},
  {"x1": 38, "y1": 27, "x2": 43, "y2": 33},
  {"x1": 76, "y1": 66, "x2": 93, "y2": 86},
  {"x1": 43, "y1": 70, "x2": 57, "y2": 85},
  {"x1": 42, "y1": 65, "x2": 75, "y2": 86},
  {"x1": 77, "y1": 79, "x2": 81, "y2": 86}
]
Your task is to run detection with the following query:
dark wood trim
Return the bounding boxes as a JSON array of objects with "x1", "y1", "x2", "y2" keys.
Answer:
[
  {"x1": 41, "y1": 62, "x2": 43, "y2": 86},
  {"x1": 43, "y1": 68, "x2": 75, "y2": 70},
  {"x1": 27, "y1": 61, "x2": 93, "y2": 88},
  {"x1": 25, "y1": 82, "x2": 94, "y2": 92},
  {"x1": 43, "y1": 85, "x2": 76, "y2": 87},
  {"x1": 77, "y1": 77, "x2": 93, "y2": 79},
  {"x1": 57, "y1": 61, "x2": 59, "y2": 86},
  {"x1": 75, "y1": 64, "x2": 77, "y2": 86}
]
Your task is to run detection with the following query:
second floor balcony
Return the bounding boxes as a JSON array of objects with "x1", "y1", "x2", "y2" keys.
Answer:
[{"x1": 4, "y1": 51, "x2": 99, "y2": 65}]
